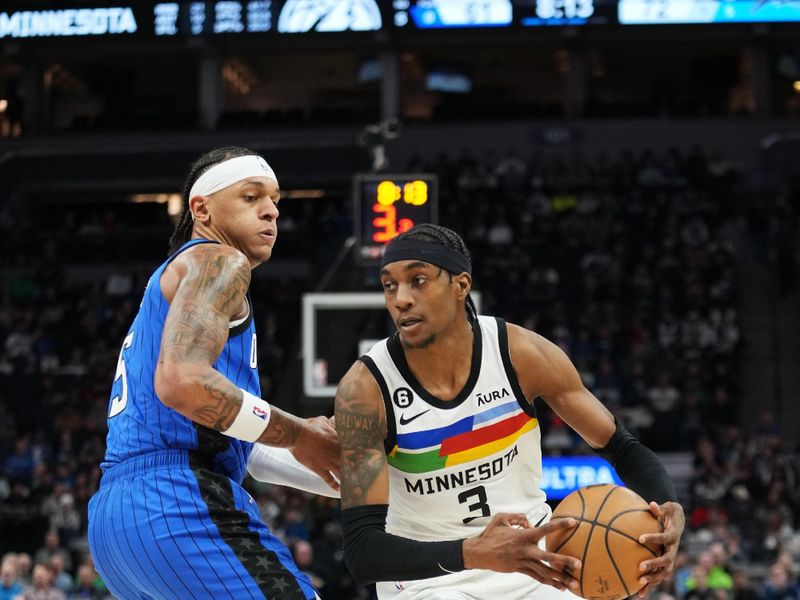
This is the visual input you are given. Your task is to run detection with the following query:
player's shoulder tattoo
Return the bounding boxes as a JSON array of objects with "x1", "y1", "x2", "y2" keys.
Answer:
[
  {"x1": 183, "y1": 244, "x2": 251, "y2": 307},
  {"x1": 161, "y1": 245, "x2": 251, "y2": 365}
]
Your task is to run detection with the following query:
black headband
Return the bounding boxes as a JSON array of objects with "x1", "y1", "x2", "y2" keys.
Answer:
[{"x1": 380, "y1": 239, "x2": 471, "y2": 275}]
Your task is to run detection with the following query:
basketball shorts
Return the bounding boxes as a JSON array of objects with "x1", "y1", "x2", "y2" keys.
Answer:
[{"x1": 88, "y1": 450, "x2": 317, "y2": 600}]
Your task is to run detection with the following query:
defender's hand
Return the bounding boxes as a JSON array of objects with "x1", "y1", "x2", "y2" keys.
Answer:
[
  {"x1": 290, "y1": 416, "x2": 341, "y2": 491},
  {"x1": 463, "y1": 513, "x2": 582, "y2": 591}
]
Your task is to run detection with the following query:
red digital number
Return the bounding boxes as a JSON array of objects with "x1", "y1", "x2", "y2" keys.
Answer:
[
  {"x1": 373, "y1": 203, "x2": 415, "y2": 243},
  {"x1": 372, "y1": 203, "x2": 397, "y2": 242}
]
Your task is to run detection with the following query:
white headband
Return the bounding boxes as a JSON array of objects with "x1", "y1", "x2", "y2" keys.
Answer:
[{"x1": 189, "y1": 155, "x2": 278, "y2": 202}]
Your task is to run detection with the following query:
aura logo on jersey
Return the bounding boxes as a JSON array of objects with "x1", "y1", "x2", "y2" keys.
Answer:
[
  {"x1": 476, "y1": 386, "x2": 510, "y2": 406},
  {"x1": 387, "y1": 400, "x2": 537, "y2": 474}
]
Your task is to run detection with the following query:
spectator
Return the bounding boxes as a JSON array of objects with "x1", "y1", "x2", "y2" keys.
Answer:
[
  {"x1": 68, "y1": 564, "x2": 108, "y2": 600},
  {"x1": 17, "y1": 564, "x2": 66, "y2": 600},
  {"x1": 15, "y1": 555, "x2": 31, "y2": 589},
  {"x1": 686, "y1": 551, "x2": 733, "y2": 595},
  {"x1": 47, "y1": 556, "x2": 71, "y2": 596},
  {"x1": 730, "y1": 568, "x2": 758, "y2": 600},
  {"x1": 282, "y1": 508, "x2": 311, "y2": 544},
  {"x1": 33, "y1": 532, "x2": 71, "y2": 574},
  {"x1": 685, "y1": 562, "x2": 714, "y2": 600},
  {"x1": 0, "y1": 559, "x2": 22, "y2": 600},
  {"x1": 292, "y1": 540, "x2": 324, "y2": 591},
  {"x1": 671, "y1": 551, "x2": 693, "y2": 597},
  {"x1": 3, "y1": 438, "x2": 35, "y2": 486},
  {"x1": 706, "y1": 543, "x2": 734, "y2": 590},
  {"x1": 48, "y1": 495, "x2": 80, "y2": 550},
  {"x1": 761, "y1": 563, "x2": 800, "y2": 600}
]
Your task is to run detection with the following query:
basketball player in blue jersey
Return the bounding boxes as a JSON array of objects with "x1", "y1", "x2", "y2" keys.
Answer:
[
  {"x1": 88, "y1": 147, "x2": 340, "y2": 600},
  {"x1": 335, "y1": 224, "x2": 686, "y2": 600}
]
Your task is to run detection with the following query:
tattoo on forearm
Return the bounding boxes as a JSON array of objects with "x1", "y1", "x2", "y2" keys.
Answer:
[
  {"x1": 190, "y1": 371, "x2": 302, "y2": 447},
  {"x1": 336, "y1": 379, "x2": 387, "y2": 508},
  {"x1": 257, "y1": 408, "x2": 301, "y2": 447},
  {"x1": 190, "y1": 371, "x2": 243, "y2": 431}
]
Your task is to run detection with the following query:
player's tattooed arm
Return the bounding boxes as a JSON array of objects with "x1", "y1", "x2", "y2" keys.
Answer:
[
  {"x1": 156, "y1": 245, "x2": 252, "y2": 429},
  {"x1": 157, "y1": 245, "x2": 308, "y2": 445},
  {"x1": 161, "y1": 245, "x2": 250, "y2": 365},
  {"x1": 335, "y1": 362, "x2": 389, "y2": 508}
]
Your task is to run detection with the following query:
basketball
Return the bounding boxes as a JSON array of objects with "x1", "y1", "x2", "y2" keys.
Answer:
[{"x1": 546, "y1": 484, "x2": 663, "y2": 600}]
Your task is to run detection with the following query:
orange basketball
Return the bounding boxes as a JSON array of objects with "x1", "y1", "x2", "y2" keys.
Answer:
[{"x1": 546, "y1": 484, "x2": 663, "y2": 600}]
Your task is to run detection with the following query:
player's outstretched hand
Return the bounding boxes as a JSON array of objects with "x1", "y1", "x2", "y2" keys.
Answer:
[
  {"x1": 636, "y1": 501, "x2": 685, "y2": 597},
  {"x1": 462, "y1": 513, "x2": 581, "y2": 591},
  {"x1": 291, "y1": 415, "x2": 341, "y2": 491}
]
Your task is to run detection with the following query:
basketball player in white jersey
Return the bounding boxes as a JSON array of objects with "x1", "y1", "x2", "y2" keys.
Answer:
[{"x1": 335, "y1": 224, "x2": 685, "y2": 600}]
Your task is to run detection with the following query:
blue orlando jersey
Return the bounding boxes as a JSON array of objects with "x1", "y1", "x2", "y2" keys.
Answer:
[{"x1": 101, "y1": 238, "x2": 260, "y2": 483}]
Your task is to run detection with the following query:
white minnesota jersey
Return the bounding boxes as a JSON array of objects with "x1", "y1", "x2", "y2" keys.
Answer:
[{"x1": 360, "y1": 316, "x2": 547, "y2": 544}]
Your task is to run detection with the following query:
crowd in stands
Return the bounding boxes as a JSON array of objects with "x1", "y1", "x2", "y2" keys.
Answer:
[{"x1": 0, "y1": 146, "x2": 798, "y2": 599}]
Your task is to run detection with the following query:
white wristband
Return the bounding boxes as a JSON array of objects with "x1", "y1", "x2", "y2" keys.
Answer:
[{"x1": 221, "y1": 389, "x2": 271, "y2": 442}]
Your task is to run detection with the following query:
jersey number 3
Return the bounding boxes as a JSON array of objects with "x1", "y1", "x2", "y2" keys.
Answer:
[
  {"x1": 458, "y1": 485, "x2": 491, "y2": 524},
  {"x1": 108, "y1": 332, "x2": 134, "y2": 418}
]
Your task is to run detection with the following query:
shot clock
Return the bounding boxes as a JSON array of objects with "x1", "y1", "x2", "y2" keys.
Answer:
[{"x1": 353, "y1": 173, "x2": 438, "y2": 263}]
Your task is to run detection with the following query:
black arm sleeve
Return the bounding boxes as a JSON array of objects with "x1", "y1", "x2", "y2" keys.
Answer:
[
  {"x1": 342, "y1": 504, "x2": 464, "y2": 586},
  {"x1": 594, "y1": 420, "x2": 678, "y2": 504}
]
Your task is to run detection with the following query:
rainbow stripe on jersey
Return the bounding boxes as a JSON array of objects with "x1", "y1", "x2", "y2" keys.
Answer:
[{"x1": 387, "y1": 400, "x2": 537, "y2": 474}]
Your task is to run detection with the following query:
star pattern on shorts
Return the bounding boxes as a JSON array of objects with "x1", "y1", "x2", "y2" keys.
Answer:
[
  {"x1": 271, "y1": 576, "x2": 293, "y2": 594},
  {"x1": 206, "y1": 479, "x2": 228, "y2": 498},
  {"x1": 193, "y1": 463, "x2": 306, "y2": 599},
  {"x1": 238, "y1": 537, "x2": 261, "y2": 552}
]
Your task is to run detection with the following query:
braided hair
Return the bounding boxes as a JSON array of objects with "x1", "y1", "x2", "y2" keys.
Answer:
[
  {"x1": 392, "y1": 224, "x2": 478, "y2": 322},
  {"x1": 167, "y1": 146, "x2": 258, "y2": 255}
]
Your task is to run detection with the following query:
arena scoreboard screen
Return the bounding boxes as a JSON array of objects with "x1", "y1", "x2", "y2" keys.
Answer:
[
  {"x1": 1, "y1": 0, "x2": 797, "y2": 42},
  {"x1": 393, "y1": 0, "x2": 617, "y2": 27},
  {"x1": 353, "y1": 173, "x2": 438, "y2": 264},
  {"x1": 618, "y1": 0, "x2": 800, "y2": 23},
  {"x1": 0, "y1": 1, "x2": 385, "y2": 39}
]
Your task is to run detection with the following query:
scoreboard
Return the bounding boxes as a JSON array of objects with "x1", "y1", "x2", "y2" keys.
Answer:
[
  {"x1": 394, "y1": 0, "x2": 617, "y2": 27},
  {"x1": 1, "y1": 0, "x2": 797, "y2": 41},
  {"x1": 353, "y1": 173, "x2": 438, "y2": 264},
  {"x1": 618, "y1": 0, "x2": 800, "y2": 23},
  {"x1": 0, "y1": 1, "x2": 384, "y2": 39}
]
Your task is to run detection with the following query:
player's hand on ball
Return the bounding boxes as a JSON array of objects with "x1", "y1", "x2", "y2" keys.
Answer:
[
  {"x1": 463, "y1": 513, "x2": 581, "y2": 591},
  {"x1": 637, "y1": 501, "x2": 685, "y2": 597},
  {"x1": 291, "y1": 415, "x2": 341, "y2": 491}
]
